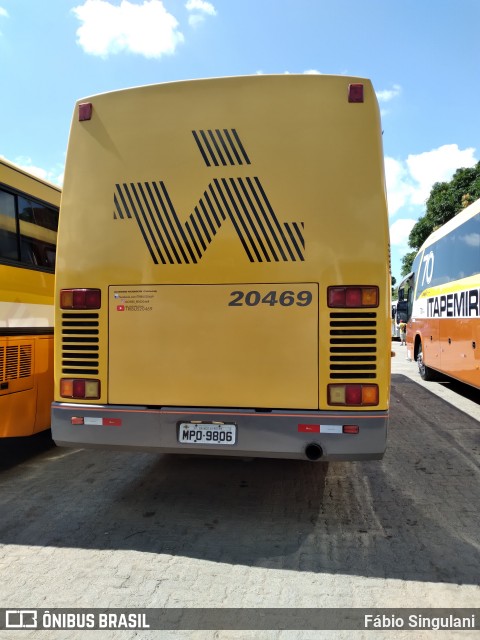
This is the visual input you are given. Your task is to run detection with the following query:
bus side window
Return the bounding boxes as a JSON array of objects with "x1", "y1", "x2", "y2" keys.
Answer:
[
  {"x1": 0, "y1": 189, "x2": 19, "y2": 261},
  {"x1": 18, "y1": 196, "x2": 58, "y2": 269}
]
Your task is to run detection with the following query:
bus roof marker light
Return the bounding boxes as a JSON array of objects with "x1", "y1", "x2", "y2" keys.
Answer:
[
  {"x1": 79, "y1": 103, "x2": 93, "y2": 121},
  {"x1": 348, "y1": 84, "x2": 364, "y2": 103}
]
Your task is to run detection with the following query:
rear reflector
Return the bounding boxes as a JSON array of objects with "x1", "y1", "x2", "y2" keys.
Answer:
[
  {"x1": 328, "y1": 383, "x2": 379, "y2": 406},
  {"x1": 60, "y1": 378, "x2": 101, "y2": 399},
  {"x1": 343, "y1": 425, "x2": 359, "y2": 434},
  {"x1": 348, "y1": 84, "x2": 364, "y2": 103},
  {"x1": 298, "y1": 423, "x2": 359, "y2": 434},
  {"x1": 298, "y1": 424, "x2": 320, "y2": 433},
  {"x1": 60, "y1": 288, "x2": 101, "y2": 309},
  {"x1": 327, "y1": 286, "x2": 379, "y2": 308},
  {"x1": 71, "y1": 417, "x2": 122, "y2": 427}
]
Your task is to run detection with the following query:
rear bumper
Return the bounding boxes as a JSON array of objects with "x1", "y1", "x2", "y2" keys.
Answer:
[{"x1": 51, "y1": 402, "x2": 388, "y2": 461}]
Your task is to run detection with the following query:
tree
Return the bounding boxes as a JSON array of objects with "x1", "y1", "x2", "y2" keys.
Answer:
[
  {"x1": 400, "y1": 251, "x2": 417, "y2": 277},
  {"x1": 401, "y1": 161, "x2": 480, "y2": 266},
  {"x1": 391, "y1": 275, "x2": 397, "y2": 299}
]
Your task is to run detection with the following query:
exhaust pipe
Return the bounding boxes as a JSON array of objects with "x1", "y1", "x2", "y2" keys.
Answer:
[{"x1": 305, "y1": 443, "x2": 323, "y2": 461}]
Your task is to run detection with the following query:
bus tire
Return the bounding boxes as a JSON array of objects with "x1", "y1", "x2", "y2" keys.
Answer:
[{"x1": 417, "y1": 342, "x2": 438, "y2": 381}]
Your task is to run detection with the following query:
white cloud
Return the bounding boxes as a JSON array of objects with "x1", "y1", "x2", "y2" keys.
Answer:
[
  {"x1": 389, "y1": 218, "x2": 416, "y2": 248},
  {"x1": 384, "y1": 156, "x2": 415, "y2": 217},
  {"x1": 72, "y1": 0, "x2": 184, "y2": 59},
  {"x1": 0, "y1": 4, "x2": 7, "y2": 34},
  {"x1": 376, "y1": 84, "x2": 401, "y2": 103},
  {"x1": 188, "y1": 13, "x2": 205, "y2": 26},
  {"x1": 185, "y1": 0, "x2": 216, "y2": 15},
  {"x1": 406, "y1": 144, "x2": 477, "y2": 205},
  {"x1": 13, "y1": 156, "x2": 64, "y2": 187},
  {"x1": 185, "y1": 0, "x2": 216, "y2": 27},
  {"x1": 303, "y1": 69, "x2": 322, "y2": 75},
  {"x1": 385, "y1": 144, "x2": 478, "y2": 217},
  {"x1": 377, "y1": 84, "x2": 401, "y2": 117}
]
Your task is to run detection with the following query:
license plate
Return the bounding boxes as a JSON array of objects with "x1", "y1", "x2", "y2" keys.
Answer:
[{"x1": 178, "y1": 422, "x2": 237, "y2": 445}]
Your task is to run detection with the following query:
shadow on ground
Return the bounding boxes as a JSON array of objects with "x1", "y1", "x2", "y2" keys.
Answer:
[{"x1": 0, "y1": 375, "x2": 479, "y2": 584}]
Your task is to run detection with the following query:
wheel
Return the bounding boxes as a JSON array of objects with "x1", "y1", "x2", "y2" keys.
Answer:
[{"x1": 417, "y1": 342, "x2": 438, "y2": 381}]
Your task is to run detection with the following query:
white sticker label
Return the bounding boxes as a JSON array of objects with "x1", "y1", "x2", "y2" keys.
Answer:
[{"x1": 321, "y1": 424, "x2": 342, "y2": 434}]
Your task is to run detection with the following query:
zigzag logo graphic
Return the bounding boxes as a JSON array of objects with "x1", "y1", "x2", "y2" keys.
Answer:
[{"x1": 114, "y1": 129, "x2": 304, "y2": 264}]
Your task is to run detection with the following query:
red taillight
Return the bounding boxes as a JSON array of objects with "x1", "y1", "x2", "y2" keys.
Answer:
[
  {"x1": 327, "y1": 286, "x2": 378, "y2": 308},
  {"x1": 60, "y1": 288, "x2": 101, "y2": 309},
  {"x1": 328, "y1": 384, "x2": 379, "y2": 406},
  {"x1": 60, "y1": 378, "x2": 101, "y2": 399},
  {"x1": 346, "y1": 288, "x2": 362, "y2": 307},
  {"x1": 345, "y1": 385, "x2": 362, "y2": 405},
  {"x1": 348, "y1": 83, "x2": 364, "y2": 103}
]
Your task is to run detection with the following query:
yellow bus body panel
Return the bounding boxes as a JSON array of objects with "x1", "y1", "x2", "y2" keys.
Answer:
[{"x1": 109, "y1": 283, "x2": 319, "y2": 408}]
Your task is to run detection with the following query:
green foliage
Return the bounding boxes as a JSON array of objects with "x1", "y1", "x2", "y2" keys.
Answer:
[
  {"x1": 404, "y1": 161, "x2": 480, "y2": 256},
  {"x1": 401, "y1": 250, "x2": 417, "y2": 277},
  {"x1": 391, "y1": 275, "x2": 397, "y2": 299}
]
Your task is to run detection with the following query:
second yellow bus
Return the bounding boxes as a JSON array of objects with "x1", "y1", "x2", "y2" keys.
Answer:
[{"x1": 0, "y1": 158, "x2": 60, "y2": 437}]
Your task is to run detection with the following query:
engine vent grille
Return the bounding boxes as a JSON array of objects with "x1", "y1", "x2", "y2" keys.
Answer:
[
  {"x1": 61, "y1": 313, "x2": 100, "y2": 375},
  {"x1": 329, "y1": 312, "x2": 377, "y2": 380},
  {"x1": 0, "y1": 344, "x2": 33, "y2": 382}
]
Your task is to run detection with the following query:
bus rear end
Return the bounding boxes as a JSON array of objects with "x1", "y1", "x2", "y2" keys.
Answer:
[{"x1": 52, "y1": 75, "x2": 390, "y2": 460}]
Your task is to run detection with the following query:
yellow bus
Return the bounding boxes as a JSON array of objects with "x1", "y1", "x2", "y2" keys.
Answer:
[
  {"x1": 52, "y1": 75, "x2": 390, "y2": 461},
  {"x1": 0, "y1": 158, "x2": 60, "y2": 437},
  {"x1": 398, "y1": 197, "x2": 480, "y2": 388}
]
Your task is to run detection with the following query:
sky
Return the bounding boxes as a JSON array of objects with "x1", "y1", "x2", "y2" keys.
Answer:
[{"x1": 1, "y1": 0, "x2": 479, "y2": 283}]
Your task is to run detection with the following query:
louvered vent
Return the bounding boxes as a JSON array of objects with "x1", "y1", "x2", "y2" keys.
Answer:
[
  {"x1": 0, "y1": 344, "x2": 32, "y2": 382},
  {"x1": 61, "y1": 313, "x2": 100, "y2": 375},
  {"x1": 329, "y1": 312, "x2": 377, "y2": 380}
]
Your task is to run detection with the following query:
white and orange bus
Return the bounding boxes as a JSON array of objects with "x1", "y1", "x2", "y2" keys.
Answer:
[
  {"x1": 0, "y1": 158, "x2": 60, "y2": 437},
  {"x1": 398, "y1": 196, "x2": 479, "y2": 387},
  {"x1": 52, "y1": 75, "x2": 390, "y2": 461}
]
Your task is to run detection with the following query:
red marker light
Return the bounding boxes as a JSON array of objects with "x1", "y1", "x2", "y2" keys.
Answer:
[
  {"x1": 348, "y1": 84, "x2": 364, "y2": 103},
  {"x1": 79, "y1": 102, "x2": 93, "y2": 121}
]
